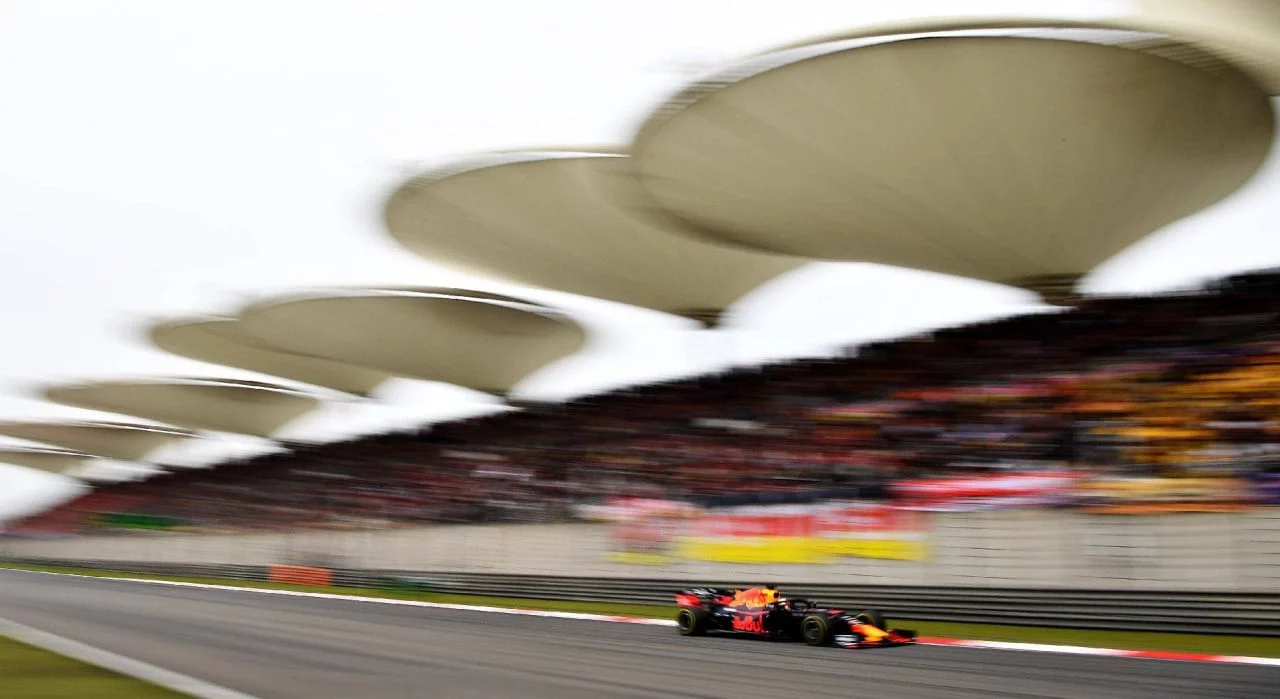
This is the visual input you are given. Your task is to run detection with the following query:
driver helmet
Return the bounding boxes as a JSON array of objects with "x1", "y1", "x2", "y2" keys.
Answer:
[{"x1": 761, "y1": 584, "x2": 779, "y2": 605}]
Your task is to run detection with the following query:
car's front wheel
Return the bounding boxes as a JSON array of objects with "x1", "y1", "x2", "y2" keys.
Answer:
[{"x1": 854, "y1": 609, "x2": 887, "y2": 630}]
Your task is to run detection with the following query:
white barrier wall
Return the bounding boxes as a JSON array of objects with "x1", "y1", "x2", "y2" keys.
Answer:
[{"x1": 4, "y1": 510, "x2": 1280, "y2": 592}]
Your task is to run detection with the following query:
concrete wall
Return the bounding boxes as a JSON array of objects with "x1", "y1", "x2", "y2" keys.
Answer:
[{"x1": 5, "y1": 509, "x2": 1280, "y2": 591}]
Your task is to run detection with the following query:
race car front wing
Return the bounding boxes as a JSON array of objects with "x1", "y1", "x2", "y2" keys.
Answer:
[{"x1": 835, "y1": 628, "x2": 918, "y2": 649}]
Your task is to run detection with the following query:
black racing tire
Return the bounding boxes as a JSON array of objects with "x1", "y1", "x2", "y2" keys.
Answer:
[
  {"x1": 677, "y1": 607, "x2": 709, "y2": 636},
  {"x1": 800, "y1": 613, "x2": 833, "y2": 646},
  {"x1": 854, "y1": 609, "x2": 887, "y2": 630}
]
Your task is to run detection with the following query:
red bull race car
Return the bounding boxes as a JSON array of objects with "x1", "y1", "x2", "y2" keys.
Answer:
[{"x1": 675, "y1": 585, "x2": 916, "y2": 649}]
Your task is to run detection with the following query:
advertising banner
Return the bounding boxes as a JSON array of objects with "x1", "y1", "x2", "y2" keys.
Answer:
[
  {"x1": 891, "y1": 472, "x2": 1079, "y2": 511},
  {"x1": 598, "y1": 501, "x2": 930, "y2": 565},
  {"x1": 678, "y1": 504, "x2": 823, "y2": 564}
]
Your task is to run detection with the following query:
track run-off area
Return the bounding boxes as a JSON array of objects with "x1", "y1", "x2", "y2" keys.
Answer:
[{"x1": 0, "y1": 570, "x2": 1276, "y2": 698}]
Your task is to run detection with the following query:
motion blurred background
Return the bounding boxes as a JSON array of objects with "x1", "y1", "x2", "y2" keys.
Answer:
[
  {"x1": 0, "y1": 3, "x2": 1279, "y2": 693},
  {"x1": 1, "y1": 0, "x2": 1277, "y2": 518}
]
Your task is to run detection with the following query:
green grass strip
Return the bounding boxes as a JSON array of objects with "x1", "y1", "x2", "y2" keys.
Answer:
[
  {"x1": 0, "y1": 562, "x2": 674, "y2": 617},
  {"x1": 4, "y1": 562, "x2": 1278, "y2": 658},
  {"x1": 0, "y1": 634, "x2": 188, "y2": 698}
]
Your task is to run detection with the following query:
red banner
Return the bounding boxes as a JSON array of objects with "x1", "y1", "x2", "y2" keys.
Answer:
[{"x1": 892, "y1": 472, "x2": 1078, "y2": 511}]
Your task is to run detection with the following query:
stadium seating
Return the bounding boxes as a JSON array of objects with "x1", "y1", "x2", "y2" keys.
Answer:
[{"x1": 14, "y1": 270, "x2": 1280, "y2": 534}]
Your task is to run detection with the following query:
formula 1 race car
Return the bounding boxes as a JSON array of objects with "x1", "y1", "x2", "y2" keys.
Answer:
[{"x1": 674, "y1": 586, "x2": 916, "y2": 649}]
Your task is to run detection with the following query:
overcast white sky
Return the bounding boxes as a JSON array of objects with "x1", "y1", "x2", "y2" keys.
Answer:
[{"x1": 2, "y1": 0, "x2": 1278, "y2": 520}]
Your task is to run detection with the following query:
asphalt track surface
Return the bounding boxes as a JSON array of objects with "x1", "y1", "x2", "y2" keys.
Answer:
[{"x1": 1, "y1": 570, "x2": 1276, "y2": 699}]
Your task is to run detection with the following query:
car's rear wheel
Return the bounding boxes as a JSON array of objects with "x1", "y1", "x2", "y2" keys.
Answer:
[
  {"x1": 677, "y1": 607, "x2": 709, "y2": 636},
  {"x1": 801, "y1": 613, "x2": 832, "y2": 646},
  {"x1": 854, "y1": 609, "x2": 887, "y2": 630}
]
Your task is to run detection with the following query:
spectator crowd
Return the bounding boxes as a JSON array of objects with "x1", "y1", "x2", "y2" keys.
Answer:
[{"x1": 13, "y1": 270, "x2": 1280, "y2": 535}]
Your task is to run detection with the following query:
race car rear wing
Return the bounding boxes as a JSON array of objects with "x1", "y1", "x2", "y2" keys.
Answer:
[{"x1": 675, "y1": 587, "x2": 736, "y2": 607}]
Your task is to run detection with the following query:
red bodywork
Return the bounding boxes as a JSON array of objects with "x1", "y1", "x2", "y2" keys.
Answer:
[{"x1": 674, "y1": 593, "x2": 703, "y2": 608}]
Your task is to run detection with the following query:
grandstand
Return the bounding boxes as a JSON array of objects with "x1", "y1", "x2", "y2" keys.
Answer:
[
  {"x1": 12, "y1": 268, "x2": 1280, "y2": 535},
  {"x1": 4, "y1": 9, "x2": 1279, "y2": 540}
]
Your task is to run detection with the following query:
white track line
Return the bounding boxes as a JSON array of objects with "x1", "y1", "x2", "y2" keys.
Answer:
[
  {"x1": 0, "y1": 616, "x2": 259, "y2": 699},
  {"x1": 920, "y1": 636, "x2": 1280, "y2": 667},
  {"x1": 3, "y1": 568, "x2": 676, "y2": 626},
  {"x1": 6, "y1": 568, "x2": 1278, "y2": 667}
]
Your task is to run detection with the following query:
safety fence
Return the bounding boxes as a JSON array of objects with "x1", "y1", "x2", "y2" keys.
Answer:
[
  {"x1": 6, "y1": 557, "x2": 1278, "y2": 637},
  {"x1": 6, "y1": 512, "x2": 1280, "y2": 592}
]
